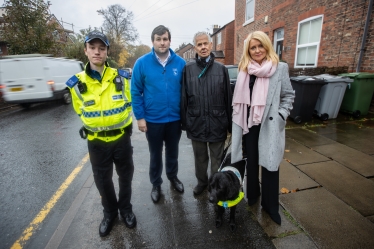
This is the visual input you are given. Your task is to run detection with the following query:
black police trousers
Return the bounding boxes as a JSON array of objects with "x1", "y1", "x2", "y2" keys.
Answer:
[{"x1": 87, "y1": 130, "x2": 134, "y2": 219}]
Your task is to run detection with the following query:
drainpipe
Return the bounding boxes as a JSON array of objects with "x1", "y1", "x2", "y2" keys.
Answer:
[{"x1": 356, "y1": 0, "x2": 373, "y2": 72}]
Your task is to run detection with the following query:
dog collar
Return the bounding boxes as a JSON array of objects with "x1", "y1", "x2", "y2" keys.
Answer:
[
  {"x1": 220, "y1": 166, "x2": 242, "y2": 183},
  {"x1": 217, "y1": 191, "x2": 244, "y2": 208}
]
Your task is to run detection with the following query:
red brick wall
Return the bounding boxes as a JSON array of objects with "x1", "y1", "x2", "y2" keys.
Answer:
[
  {"x1": 234, "y1": 0, "x2": 374, "y2": 72},
  {"x1": 211, "y1": 20, "x2": 235, "y2": 65},
  {"x1": 224, "y1": 21, "x2": 235, "y2": 65}
]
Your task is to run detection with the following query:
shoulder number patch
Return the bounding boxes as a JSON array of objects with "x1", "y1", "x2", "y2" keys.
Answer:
[
  {"x1": 117, "y1": 69, "x2": 129, "y2": 79},
  {"x1": 66, "y1": 75, "x2": 79, "y2": 88}
]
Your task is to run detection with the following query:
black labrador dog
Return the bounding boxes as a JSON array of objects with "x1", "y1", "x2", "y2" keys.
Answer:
[{"x1": 208, "y1": 152, "x2": 246, "y2": 231}]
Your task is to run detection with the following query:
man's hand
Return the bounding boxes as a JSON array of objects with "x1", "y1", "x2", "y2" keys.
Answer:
[{"x1": 137, "y1": 119, "x2": 147, "y2": 132}]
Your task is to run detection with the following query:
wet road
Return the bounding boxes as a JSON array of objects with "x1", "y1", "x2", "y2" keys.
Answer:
[
  {"x1": 0, "y1": 102, "x2": 91, "y2": 248},
  {"x1": 0, "y1": 101, "x2": 275, "y2": 248}
]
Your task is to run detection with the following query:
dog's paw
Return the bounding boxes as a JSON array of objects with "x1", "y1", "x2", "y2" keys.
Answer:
[
  {"x1": 215, "y1": 219, "x2": 222, "y2": 228},
  {"x1": 229, "y1": 222, "x2": 237, "y2": 232}
]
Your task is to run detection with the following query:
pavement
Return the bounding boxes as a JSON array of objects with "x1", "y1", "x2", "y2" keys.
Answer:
[{"x1": 2, "y1": 98, "x2": 374, "y2": 248}]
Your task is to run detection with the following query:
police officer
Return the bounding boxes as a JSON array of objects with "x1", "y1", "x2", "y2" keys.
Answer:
[{"x1": 66, "y1": 31, "x2": 136, "y2": 237}]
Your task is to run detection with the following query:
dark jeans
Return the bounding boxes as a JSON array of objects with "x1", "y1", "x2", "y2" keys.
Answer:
[
  {"x1": 146, "y1": 120, "x2": 182, "y2": 187},
  {"x1": 243, "y1": 124, "x2": 279, "y2": 215},
  {"x1": 191, "y1": 140, "x2": 225, "y2": 187},
  {"x1": 88, "y1": 131, "x2": 134, "y2": 219}
]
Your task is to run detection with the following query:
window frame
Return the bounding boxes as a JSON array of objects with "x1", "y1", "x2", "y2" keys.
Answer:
[
  {"x1": 243, "y1": 0, "x2": 255, "y2": 26},
  {"x1": 294, "y1": 15, "x2": 323, "y2": 68},
  {"x1": 273, "y1": 28, "x2": 284, "y2": 59},
  {"x1": 217, "y1": 32, "x2": 222, "y2": 45}
]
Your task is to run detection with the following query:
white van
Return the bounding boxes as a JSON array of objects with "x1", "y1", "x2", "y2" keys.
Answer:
[{"x1": 0, "y1": 54, "x2": 84, "y2": 108}]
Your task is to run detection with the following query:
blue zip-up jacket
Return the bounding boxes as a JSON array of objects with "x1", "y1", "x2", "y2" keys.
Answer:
[{"x1": 131, "y1": 48, "x2": 186, "y2": 123}]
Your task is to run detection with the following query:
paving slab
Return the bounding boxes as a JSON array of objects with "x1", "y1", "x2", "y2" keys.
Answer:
[
  {"x1": 305, "y1": 124, "x2": 339, "y2": 135},
  {"x1": 321, "y1": 124, "x2": 374, "y2": 154},
  {"x1": 336, "y1": 137, "x2": 374, "y2": 155},
  {"x1": 279, "y1": 160, "x2": 319, "y2": 193},
  {"x1": 313, "y1": 143, "x2": 374, "y2": 177},
  {"x1": 298, "y1": 160, "x2": 374, "y2": 217},
  {"x1": 248, "y1": 202, "x2": 302, "y2": 240},
  {"x1": 272, "y1": 233, "x2": 317, "y2": 249},
  {"x1": 280, "y1": 188, "x2": 374, "y2": 249},
  {"x1": 284, "y1": 138, "x2": 330, "y2": 166},
  {"x1": 286, "y1": 128, "x2": 335, "y2": 148}
]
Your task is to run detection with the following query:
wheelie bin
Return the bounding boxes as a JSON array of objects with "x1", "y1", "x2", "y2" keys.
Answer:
[
  {"x1": 289, "y1": 76, "x2": 326, "y2": 124},
  {"x1": 338, "y1": 73, "x2": 374, "y2": 118},
  {"x1": 313, "y1": 74, "x2": 353, "y2": 120}
]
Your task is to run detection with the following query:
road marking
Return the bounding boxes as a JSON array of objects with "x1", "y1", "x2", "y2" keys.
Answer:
[{"x1": 11, "y1": 154, "x2": 90, "y2": 249}]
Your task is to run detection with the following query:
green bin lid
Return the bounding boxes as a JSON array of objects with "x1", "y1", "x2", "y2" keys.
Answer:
[{"x1": 338, "y1": 72, "x2": 374, "y2": 79}]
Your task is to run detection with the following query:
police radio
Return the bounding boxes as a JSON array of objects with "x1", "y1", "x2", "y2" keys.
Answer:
[
  {"x1": 77, "y1": 82, "x2": 87, "y2": 94},
  {"x1": 114, "y1": 76, "x2": 123, "y2": 92}
]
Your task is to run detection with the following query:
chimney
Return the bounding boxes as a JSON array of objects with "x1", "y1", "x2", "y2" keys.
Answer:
[{"x1": 213, "y1": 24, "x2": 220, "y2": 34}]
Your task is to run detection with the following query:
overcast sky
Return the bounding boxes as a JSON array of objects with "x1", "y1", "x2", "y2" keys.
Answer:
[{"x1": 43, "y1": 0, "x2": 235, "y2": 50}]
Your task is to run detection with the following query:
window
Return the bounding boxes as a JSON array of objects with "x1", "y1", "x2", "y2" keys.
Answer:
[
  {"x1": 244, "y1": 0, "x2": 255, "y2": 25},
  {"x1": 273, "y1": 28, "x2": 284, "y2": 60},
  {"x1": 295, "y1": 16, "x2": 323, "y2": 67},
  {"x1": 217, "y1": 32, "x2": 222, "y2": 45}
]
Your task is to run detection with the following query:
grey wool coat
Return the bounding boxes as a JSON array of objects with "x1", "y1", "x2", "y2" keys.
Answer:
[{"x1": 231, "y1": 62, "x2": 295, "y2": 171}]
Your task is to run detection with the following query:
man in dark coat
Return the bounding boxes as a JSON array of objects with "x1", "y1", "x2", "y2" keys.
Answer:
[{"x1": 181, "y1": 31, "x2": 232, "y2": 195}]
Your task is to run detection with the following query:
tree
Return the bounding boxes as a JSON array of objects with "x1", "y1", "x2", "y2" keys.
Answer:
[
  {"x1": 126, "y1": 44, "x2": 151, "y2": 68},
  {"x1": 97, "y1": 4, "x2": 138, "y2": 45},
  {"x1": 117, "y1": 49, "x2": 129, "y2": 68},
  {"x1": 177, "y1": 43, "x2": 187, "y2": 50},
  {"x1": 1, "y1": 0, "x2": 60, "y2": 55},
  {"x1": 63, "y1": 27, "x2": 96, "y2": 64}
]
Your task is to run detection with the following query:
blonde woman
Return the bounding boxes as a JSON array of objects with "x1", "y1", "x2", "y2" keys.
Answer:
[{"x1": 231, "y1": 31, "x2": 295, "y2": 225}]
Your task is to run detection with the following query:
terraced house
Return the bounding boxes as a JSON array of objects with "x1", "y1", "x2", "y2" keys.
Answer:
[{"x1": 234, "y1": 0, "x2": 373, "y2": 73}]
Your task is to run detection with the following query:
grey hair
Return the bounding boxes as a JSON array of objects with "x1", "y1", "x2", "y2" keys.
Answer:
[{"x1": 193, "y1": 32, "x2": 211, "y2": 45}]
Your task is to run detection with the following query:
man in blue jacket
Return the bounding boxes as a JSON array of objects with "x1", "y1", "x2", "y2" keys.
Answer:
[{"x1": 131, "y1": 25, "x2": 186, "y2": 203}]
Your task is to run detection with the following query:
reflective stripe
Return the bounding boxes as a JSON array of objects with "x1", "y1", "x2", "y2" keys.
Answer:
[
  {"x1": 103, "y1": 102, "x2": 132, "y2": 116},
  {"x1": 84, "y1": 111, "x2": 133, "y2": 132},
  {"x1": 73, "y1": 84, "x2": 84, "y2": 102},
  {"x1": 122, "y1": 79, "x2": 128, "y2": 101}
]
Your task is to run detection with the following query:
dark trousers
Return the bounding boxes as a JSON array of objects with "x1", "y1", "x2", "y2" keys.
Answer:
[
  {"x1": 146, "y1": 120, "x2": 182, "y2": 187},
  {"x1": 88, "y1": 131, "x2": 134, "y2": 219},
  {"x1": 243, "y1": 124, "x2": 279, "y2": 215},
  {"x1": 191, "y1": 140, "x2": 225, "y2": 187}
]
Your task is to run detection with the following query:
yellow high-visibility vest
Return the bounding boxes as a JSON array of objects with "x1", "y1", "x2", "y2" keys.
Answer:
[{"x1": 67, "y1": 65, "x2": 132, "y2": 142}]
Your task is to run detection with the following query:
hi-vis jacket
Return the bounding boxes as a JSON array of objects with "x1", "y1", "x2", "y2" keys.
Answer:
[{"x1": 66, "y1": 63, "x2": 132, "y2": 142}]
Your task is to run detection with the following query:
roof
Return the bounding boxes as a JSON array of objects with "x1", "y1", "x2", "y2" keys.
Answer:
[
  {"x1": 210, "y1": 20, "x2": 235, "y2": 36},
  {"x1": 212, "y1": 50, "x2": 225, "y2": 58}
]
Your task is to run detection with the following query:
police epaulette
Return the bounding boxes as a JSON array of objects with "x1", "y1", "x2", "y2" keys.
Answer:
[
  {"x1": 117, "y1": 69, "x2": 129, "y2": 79},
  {"x1": 66, "y1": 75, "x2": 79, "y2": 88}
]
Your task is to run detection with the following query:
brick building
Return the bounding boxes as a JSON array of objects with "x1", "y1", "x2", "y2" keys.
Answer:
[
  {"x1": 174, "y1": 43, "x2": 193, "y2": 61},
  {"x1": 211, "y1": 20, "x2": 235, "y2": 65},
  {"x1": 234, "y1": 0, "x2": 374, "y2": 73}
]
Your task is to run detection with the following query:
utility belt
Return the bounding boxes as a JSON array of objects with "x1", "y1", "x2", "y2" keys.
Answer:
[{"x1": 79, "y1": 124, "x2": 132, "y2": 139}]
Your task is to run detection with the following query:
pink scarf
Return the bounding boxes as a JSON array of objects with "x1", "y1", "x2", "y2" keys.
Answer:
[{"x1": 232, "y1": 60, "x2": 277, "y2": 134}]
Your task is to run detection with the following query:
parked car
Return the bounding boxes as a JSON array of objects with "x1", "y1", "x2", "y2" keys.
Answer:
[
  {"x1": 123, "y1": 68, "x2": 132, "y2": 78},
  {"x1": 225, "y1": 65, "x2": 238, "y2": 94},
  {"x1": 0, "y1": 54, "x2": 84, "y2": 108}
]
